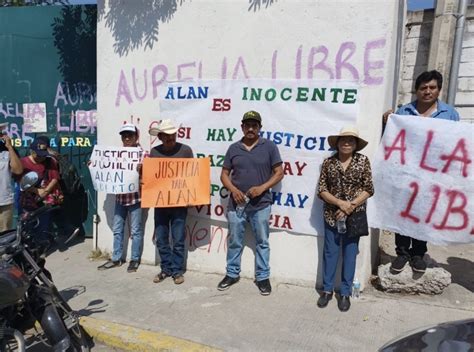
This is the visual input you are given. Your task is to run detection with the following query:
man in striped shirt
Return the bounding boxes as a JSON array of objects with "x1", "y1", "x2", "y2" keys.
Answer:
[{"x1": 98, "y1": 123, "x2": 144, "y2": 273}]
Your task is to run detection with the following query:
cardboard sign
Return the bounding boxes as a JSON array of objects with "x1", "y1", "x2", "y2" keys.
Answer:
[
  {"x1": 142, "y1": 157, "x2": 211, "y2": 208},
  {"x1": 89, "y1": 145, "x2": 143, "y2": 194},
  {"x1": 23, "y1": 103, "x2": 47, "y2": 133},
  {"x1": 368, "y1": 115, "x2": 474, "y2": 244}
]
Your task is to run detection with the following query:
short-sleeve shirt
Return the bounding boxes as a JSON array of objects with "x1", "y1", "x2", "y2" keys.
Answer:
[
  {"x1": 223, "y1": 138, "x2": 282, "y2": 212},
  {"x1": 19, "y1": 156, "x2": 60, "y2": 211},
  {"x1": 150, "y1": 142, "x2": 194, "y2": 158},
  {"x1": 396, "y1": 99, "x2": 460, "y2": 121},
  {"x1": 318, "y1": 152, "x2": 374, "y2": 227}
]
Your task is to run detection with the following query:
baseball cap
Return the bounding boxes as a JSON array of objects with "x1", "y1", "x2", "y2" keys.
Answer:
[
  {"x1": 30, "y1": 137, "x2": 51, "y2": 157},
  {"x1": 119, "y1": 123, "x2": 138, "y2": 135},
  {"x1": 242, "y1": 110, "x2": 262, "y2": 124}
]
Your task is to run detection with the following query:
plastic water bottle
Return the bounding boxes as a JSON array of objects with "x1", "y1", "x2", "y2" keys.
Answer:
[
  {"x1": 352, "y1": 278, "x2": 361, "y2": 299},
  {"x1": 336, "y1": 216, "x2": 347, "y2": 233},
  {"x1": 236, "y1": 196, "x2": 250, "y2": 217}
]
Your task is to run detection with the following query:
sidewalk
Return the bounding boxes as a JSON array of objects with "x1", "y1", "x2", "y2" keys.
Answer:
[{"x1": 48, "y1": 239, "x2": 474, "y2": 352}]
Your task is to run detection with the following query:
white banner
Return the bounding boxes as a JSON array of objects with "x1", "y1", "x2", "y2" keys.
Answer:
[
  {"x1": 368, "y1": 115, "x2": 474, "y2": 244},
  {"x1": 89, "y1": 146, "x2": 143, "y2": 194},
  {"x1": 159, "y1": 79, "x2": 359, "y2": 235}
]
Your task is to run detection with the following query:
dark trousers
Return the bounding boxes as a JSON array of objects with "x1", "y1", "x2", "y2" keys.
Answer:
[{"x1": 395, "y1": 233, "x2": 427, "y2": 257}]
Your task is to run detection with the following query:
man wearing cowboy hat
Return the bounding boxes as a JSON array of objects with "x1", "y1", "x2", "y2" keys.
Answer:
[
  {"x1": 382, "y1": 70, "x2": 459, "y2": 274},
  {"x1": 149, "y1": 119, "x2": 193, "y2": 285},
  {"x1": 0, "y1": 123, "x2": 23, "y2": 232},
  {"x1": 98, "y1": 123, "x2": 145, "y2": 273},
  {"x1": 217, "y1": 110, "x2": 284, "y2": 296}
]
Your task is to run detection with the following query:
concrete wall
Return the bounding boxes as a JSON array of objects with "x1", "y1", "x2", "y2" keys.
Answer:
[
  {"x1": 457, "y1": 6, "x2": 474, "y2": 121},
  {"x1": 96, "y1": 0, "x2": 401, "y2": 288},
  {"x1": 399, "y1": 5, "x2": 474, "y2": 122}
]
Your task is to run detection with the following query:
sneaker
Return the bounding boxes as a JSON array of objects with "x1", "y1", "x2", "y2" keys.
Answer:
[
  {"x1": 256, "y1": 279, "x2": 272, "y2": 296},
  {"x1": 410, "y1": 256, "x2": 427, "y2": 273},
  {"x1": 217, "y1": 275, "x2": 240, "y2": 291},
  {"x1": 317, "y1": 292, "x2": 333, "y2": 308},
  {"x1": 153, "y1": 271, "x2": 170, "y2": 283},
  {"x1": 97, "y1": 259, "x2": 124, "y2": 271},
  {"x1": 127, "y1": 261, "x2": 140, "y2": 273},
  {"x1": 338, "y1": 295, "x2": 351, "y2": 312},
  {"x1": 390, "y1": 255, "x2": 409, "y2": 272},
  {"x1": 173, "y1": 275, "x2": 185, "y2": 285}
]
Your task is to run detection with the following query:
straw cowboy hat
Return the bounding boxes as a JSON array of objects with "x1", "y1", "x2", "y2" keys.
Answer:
[
  {"x1": 149, "y1": 119, "x2": 180, "y2": 136},
  {"x1": 328, "y1": 126, "x2": 368, "y2": 151}
]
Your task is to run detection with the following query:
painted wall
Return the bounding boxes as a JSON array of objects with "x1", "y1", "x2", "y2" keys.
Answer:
[
  {"x1": 96, "y1": 0, "x2": 401, "y2": 287},
  {"x1": 0, "y1": 5, "x2": 97, "y2": 235}
]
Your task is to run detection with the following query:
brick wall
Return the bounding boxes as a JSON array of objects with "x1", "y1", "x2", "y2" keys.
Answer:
[{"x1": 399, "y1": 6, "x2": 474, "y2": 122}]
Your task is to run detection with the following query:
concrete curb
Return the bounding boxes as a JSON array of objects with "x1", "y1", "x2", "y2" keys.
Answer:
[{"x1": 80, "y1": 316, "x2": 222, "y2": 352}]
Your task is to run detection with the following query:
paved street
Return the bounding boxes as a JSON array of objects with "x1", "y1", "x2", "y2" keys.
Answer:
[{"x1": 42, "y1": 237, "x2": 474, "y2": 351}]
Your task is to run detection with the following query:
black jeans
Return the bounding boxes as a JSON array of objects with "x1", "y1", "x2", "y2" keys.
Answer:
[{"x1": 395, "y1": 233, "x2": 427, "y2": 257}]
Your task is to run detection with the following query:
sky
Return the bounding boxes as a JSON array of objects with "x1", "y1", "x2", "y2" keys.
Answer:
[{"x1": 407, "y1": 0, "x2": 436, "y2": 11}]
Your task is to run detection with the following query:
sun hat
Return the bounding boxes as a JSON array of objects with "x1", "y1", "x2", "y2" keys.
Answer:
[
  {"x1": 327, "y1": 126, "x2": 368, "y2": 151},
  {"x1": 149, "y1": 119, "x2": 180, "y2": 136}
]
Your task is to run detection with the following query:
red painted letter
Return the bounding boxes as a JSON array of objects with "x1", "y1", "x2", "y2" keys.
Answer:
[{"x1": 384, "y1": 129, "x2": 407, "y2": 165}]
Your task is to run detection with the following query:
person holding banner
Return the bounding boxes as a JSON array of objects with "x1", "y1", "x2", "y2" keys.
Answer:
[
  {"x1": 98, "y1": 123, "x2": 144, "y2": 273},
  {"x1": 0, "y1": 125, "x2": 23, "y2": 232},
  {"x1": 382, "y1": 70, "x2": 460, "y2": 274},
  {"x1": 149, "y1": 119, "x2": 193, "y2": 285},
  {"x1": 317, "y1": 126, "x2": 373, "y2": 312},
  {"x1": 217, "y1": 110, "x2": 284, "y2": 296}
]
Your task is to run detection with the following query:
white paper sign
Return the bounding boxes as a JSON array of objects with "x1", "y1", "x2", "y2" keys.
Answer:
[
  {"x1": 23, "y1": 103, "x2": 47, "y2": 133},
  {"x1": 159, "y1": 79, "x2": 360, "y2": 236},
  {"x1": 89, "y1": 145, "x2": 143, "y2": 194},
  {"x1": 368, "y1": 115, "x2": 474, "y2": 244}
]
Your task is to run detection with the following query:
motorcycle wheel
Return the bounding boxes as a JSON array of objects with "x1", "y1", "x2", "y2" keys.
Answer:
[{"x1": 52, "y1": 290, "x2": 90, "y2": 352}]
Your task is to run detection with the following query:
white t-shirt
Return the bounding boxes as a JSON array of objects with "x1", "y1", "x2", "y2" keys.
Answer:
[{"x1": 0, "y1": 150, "x2": 13, "y2": 206}]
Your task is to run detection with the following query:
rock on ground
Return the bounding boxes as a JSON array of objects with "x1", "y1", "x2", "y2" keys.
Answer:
[{"x1": 377, "y1": 263, "x2": 452, "y2": 295}]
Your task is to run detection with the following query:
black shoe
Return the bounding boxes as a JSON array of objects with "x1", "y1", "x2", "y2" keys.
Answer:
[
  {"x1": 127, "y1": 261, "x2": 140, "y2": 273},
  {"x1": 256, "y1": 279, "x2": 272, "y2": 296},
  {"x1": 338, "y1": 295, "x2": 351, "y2": 312},
  {"x1": 317, "y1": 292, "x2": 333, "y2": 308},
  {"x1": 410, "y1": 256, "x2": 427, "y2": 273},
  {"x1": 97, "y1": 259, "x2": 124, "y2": 271},
  {"x1": 390, "y1": 255, "x2": 410, "y2": 272},
  {"x1": 217, "y1": 275, "x2": 240, "y2": 291}
]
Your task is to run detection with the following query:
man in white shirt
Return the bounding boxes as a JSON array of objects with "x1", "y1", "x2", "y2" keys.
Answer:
[{"x1": 0, "y1": 124, "x2": 23, "y2": 232}]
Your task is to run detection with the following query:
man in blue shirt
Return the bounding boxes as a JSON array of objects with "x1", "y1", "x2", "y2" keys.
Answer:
[
  {"x1": 218, "y1": 111, "x2": 284, "y2": 295},
  {"x1": 382, "y1": 70, "x2": 460, "y2": 274}
]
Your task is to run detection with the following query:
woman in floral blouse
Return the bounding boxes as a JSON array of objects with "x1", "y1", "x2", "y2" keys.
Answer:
[{"x1": 317, "y1": 126, "x2": 374, "y2": 312}]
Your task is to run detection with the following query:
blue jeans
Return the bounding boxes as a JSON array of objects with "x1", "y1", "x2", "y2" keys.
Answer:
[
  {"x1": 112, "y1": 202, "x2": 143, "y2": 262},
  {"x1": 226, "y1": 205, "x2": 271, "y2": 281},
  {"x1": 154, "y1": 207, "x2": 187, "y2": 276},
  {"x1": 322, "y1": 222, "x2": 360, "y2": 296}
]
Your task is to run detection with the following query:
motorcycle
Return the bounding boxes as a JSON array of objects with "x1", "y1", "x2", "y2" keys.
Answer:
[{"x1": 0, "y1": 172, "x2": 90, "y2": 351}]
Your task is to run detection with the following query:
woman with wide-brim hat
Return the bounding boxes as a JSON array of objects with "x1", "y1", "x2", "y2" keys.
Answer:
[{"x1": 316, "y1": 126, "x2": 374, "y2": 312}]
